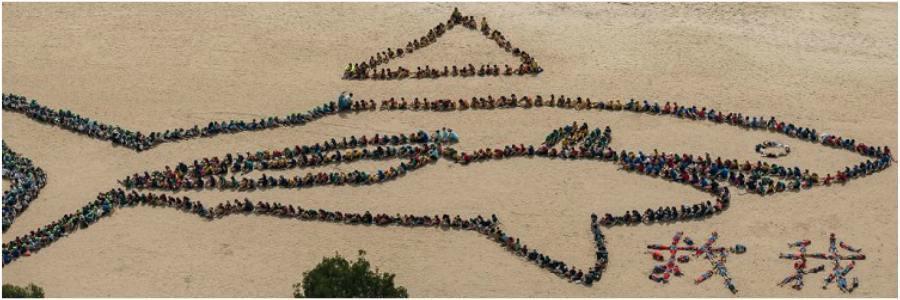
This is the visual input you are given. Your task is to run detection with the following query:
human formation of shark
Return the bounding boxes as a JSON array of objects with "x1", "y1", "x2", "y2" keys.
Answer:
[{"x1": 1, "y1": 91, "x2": 893, "y2": 292}]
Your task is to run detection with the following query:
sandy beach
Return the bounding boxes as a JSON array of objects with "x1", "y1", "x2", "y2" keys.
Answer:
[{"x1": 2, "y1": 2, "x2": 897, "y2": 297}]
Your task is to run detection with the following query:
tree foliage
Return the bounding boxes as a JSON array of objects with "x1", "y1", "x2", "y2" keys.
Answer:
[
  {"x1": 2, "y1": 283, "x2": 45, "y2": 298},
  {"x1": 294, "y1": 250, "x2": 408, "y2": 298}
]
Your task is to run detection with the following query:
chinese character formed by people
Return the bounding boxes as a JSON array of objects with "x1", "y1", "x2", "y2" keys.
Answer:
[
  {"x1": 778, "y1": 233, "x2": 865, "y2": 293},
  {"x1": 647, "y1": 231, "x2": 746, "y2": 293}
]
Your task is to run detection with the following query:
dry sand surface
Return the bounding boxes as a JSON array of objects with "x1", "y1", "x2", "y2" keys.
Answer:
[{"x1": 2, "y1": 2, "x2": 897, "y2": 297}]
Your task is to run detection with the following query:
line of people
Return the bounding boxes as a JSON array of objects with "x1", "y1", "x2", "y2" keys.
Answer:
[
  {"x1": 5, "y1": 90, "x2": 894, "y2": 187},
  {"x1": 120, "y1": 135, "x2": 454, "y2": 191},
  {"x1": 0, "y1": 189, "x2": 496, "y2": 264},
  {"x1": 598, "y1": 194, "x2": 729, "y2": 227},
  {"x1": 2, "y1": 93, "x2": 346, "y2": 152},
  {"x1": 2, "y1": 142, "x2": 48, "y2": 232},
  {"x1": 496, "y1": 213, "x2": 607, "y2": 285},
  {"x1": 0, "y1": 188, "x2": 609, "y2": 287},
  {"x1": 343, "y1": 8, "x2": 542, "y2": 80},
  {"x1": 120, "y1": 129, "x2": 458, "y2": 192}
]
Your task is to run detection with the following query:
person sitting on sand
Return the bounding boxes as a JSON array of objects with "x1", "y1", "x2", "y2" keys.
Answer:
[{"x1": 451, "y1": 7, "x2": 463, "y2": 23}]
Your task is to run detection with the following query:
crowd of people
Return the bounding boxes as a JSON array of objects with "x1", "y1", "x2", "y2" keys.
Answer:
[
  {"x1": 342, "y1": 8, "x2": 542, "y2": 80},
  {"x1": 2, "y1": 142, "x2": 48, "y2": 232},
  {"x1": 2, "y1": 90, "x2": 894, "y2": 290}
]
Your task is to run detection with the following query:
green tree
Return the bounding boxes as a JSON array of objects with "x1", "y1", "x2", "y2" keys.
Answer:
[
  {"x1": 2, "y1": 283, "x2": 45, "y2": 298},
  {"x1": 294, "y1": 250, "x2": 408, "y2": 298}
]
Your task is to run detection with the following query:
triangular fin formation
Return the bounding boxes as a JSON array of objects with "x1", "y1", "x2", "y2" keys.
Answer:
[{"x1": 342, "y1": 7, "x2": 543, "y2": 80}]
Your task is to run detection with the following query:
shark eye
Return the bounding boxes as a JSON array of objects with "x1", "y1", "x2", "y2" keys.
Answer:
[{"x1": 756, "y1": 140, "x2": 791, "y2": 158}]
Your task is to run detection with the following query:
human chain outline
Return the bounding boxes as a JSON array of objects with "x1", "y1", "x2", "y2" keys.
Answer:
[{"x1": 1, "y1": 92, "x2": 892, "y2": 290}]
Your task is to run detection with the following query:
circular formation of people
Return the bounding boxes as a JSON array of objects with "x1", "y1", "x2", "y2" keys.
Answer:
[
  {"x1": 756, "y1": 140, "x2": 791, "y2": 158},
  {"x1": 0, "y1": 7, "x2": 893, "y2": 295}
]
